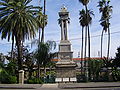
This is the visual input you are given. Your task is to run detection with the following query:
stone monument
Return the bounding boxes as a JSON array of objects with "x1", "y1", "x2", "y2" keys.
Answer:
[{"x1": 55, "y1": 6, "x2": 77, "y2": 82}]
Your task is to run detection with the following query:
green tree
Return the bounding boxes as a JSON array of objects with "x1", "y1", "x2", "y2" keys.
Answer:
[
  {"x1": 0, "y1": 53, "x2": 5, "y2": 69},
  {"x1": 114, "y1": 47, "x2": 120, "y2": 67},
  {"x1": 34, "y1": 40, "x2": 56, "y2": 78},
  {"x1": 0, "y1": 0, "x2": 40, "y2": 70},
  {"x1": 98, "y1": 0, "x2": 112, "y2": 59},
  {"x1": 88, "y1": 59, "x2": 104, "y2": 81},
  {"x1": 23, "y1": 49, "x2": 35, "y2": 79},
  {"x1": 0, "y1": 53, "x2": 17, "y2": 84},
  {"x1": 111, "y1": 47, "x2": 120, "y2": 81}
]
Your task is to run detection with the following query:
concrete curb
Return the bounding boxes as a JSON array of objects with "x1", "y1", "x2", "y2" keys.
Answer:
[
  {"x1": 0, "y1": 87, "x2": 35, "y2": 89},
  {"x1": 58, "y1": 82, "x2": 120, "y2": 89},
  {"x1": 0, "y1": 84, "x2": 42, "y2": 89},
  {"x1": 0, "y1": 83, "x2": 120, "y2": 89},
  {"x1": 59, "y1": 85, "x2": 120, "y2": 89}
]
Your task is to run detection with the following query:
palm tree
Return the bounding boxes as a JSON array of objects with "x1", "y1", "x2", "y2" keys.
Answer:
[
  {"x1": 79, "y1": 0, "x2": 89, "y2": 77},
  {"x1": 79, "y1": 9, "x2": 93, "y2": 77},
  {"x1": 0, "y1": 0, "x2": 40, "y2": 70},
  {"x1": 40, "y1": 14, "x2": 47, "y2": 42},
  {"x1": 79, "y1": 9, "x2": 86, "y2": 74},
  {"x1": 79, "y1": 0, "x2": 94, "y2": 81},
  {"x1": 36, "y1": 0, "x2": 47, "y2": 43},
  {"x1": 36, "y1": 8, "x2": 47, "y2": 42},
  {"x1": 78, "y1": 0, "x2": 89, "y2": 60},
  {"x1": 98, "y1": 0, "x2": 112, "y2": 59}
]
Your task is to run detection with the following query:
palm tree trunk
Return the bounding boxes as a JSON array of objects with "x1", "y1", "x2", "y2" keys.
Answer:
[
  {"x1": 41, "y1": 0, "x2": 46, "y2": 43},
  {"x1": 88, "y1": 26, "x2": 90, "y2": 61},
  {"x1": 81, "y1": 26, "x2": 84, "y2": 74},
  {"x1": 15, "y1": 35, "x2": 22, "y2": 70},
  {"x1": 106, "y1": 27, "x2": 110, "y2": 81},
  {"x1": 84, "y1": 26, "x2": 87, "y2": 74},
  {"x1": 11, "y1": 34, "x2": 14, "y2": 59},
  {"x1": 44, "y1": 0, "x2": 46, "y2": 16},
  {"x1": 41, "y1": 27, "x2": 44, "y2": 42},
  {"x1": 85, "y1": 5, "x2": 88, "y2": 81},
  {"x1": 39, "y1": 28, "x2": 41, "y2": 42},
  {"x1": 38, "y1": 28, "x2": 41, "y2": 78},
  {"x1": 88, "y1": 25, "x2": 91, "y2": 80},
  {"x1": 101, "y1": 30, "x2": 104, "y2": 58},
  {"x1": 107, "y1": 27, "x2": 110, "y2": 59}
]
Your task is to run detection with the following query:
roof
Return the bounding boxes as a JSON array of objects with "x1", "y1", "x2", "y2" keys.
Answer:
[{"x1": 52, "y1": 57, "x2": 104, "y2": 62}]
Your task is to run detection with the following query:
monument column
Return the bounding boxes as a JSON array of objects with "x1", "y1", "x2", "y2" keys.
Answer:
[
  {"x1": 61, "y1": 21, "x2": 64, "y2": 40},
  {"x1": 55, "y1": 6, "x2": 77, "y2": 83}
]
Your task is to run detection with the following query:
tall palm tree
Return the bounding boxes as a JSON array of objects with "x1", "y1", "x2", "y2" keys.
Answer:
[
  {"x1": 79, "y1": 9, "x2": 86, "y2": 74},
  {"x1": 79, "y1": 0, "x2": 94, "y2": 81},
  {"x1": 79, "y1": 0, "x2": 89, "y2": 77},
  {"x1": 0, "y1": 0, "x2": 40, "y2": 70},
  {"x1": 78, "y1": 0, "x2": 89, "y2": 61},
  {"x1": 98, "y1": 0, "x2": 112, "y2": 59}
]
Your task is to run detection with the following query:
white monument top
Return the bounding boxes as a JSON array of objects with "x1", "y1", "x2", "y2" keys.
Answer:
[{"x1": 60, "y1": 6, "x2": 67, "y2": 12}]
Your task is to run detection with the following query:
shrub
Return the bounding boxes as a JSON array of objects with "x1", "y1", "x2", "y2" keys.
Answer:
[
  {"x1": 76, "y1": 74, "x2": 87, "y2": 82},
  {"x1": 0, "y1": 69, "x2": 17, "y2": 84},
  {"x1": 27, "y1": 77, "x2": 43, "y2": 84},
  {"x1": 0, "y1": 69, "x2": 9, "y2": 84},
  {"x1": 9, "y1": 76, "x2": 17, "y2": 84}
]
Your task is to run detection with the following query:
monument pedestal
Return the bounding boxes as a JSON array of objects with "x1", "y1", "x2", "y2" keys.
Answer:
[
  {"x1": 56, "y1": 61, "x2": 76, "y2": 82},
  {"x1": 55, "y1": 41, "x2": 77, "y2": 83}
]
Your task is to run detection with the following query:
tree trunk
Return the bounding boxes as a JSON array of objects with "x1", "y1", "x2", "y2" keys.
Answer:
[
  {"x1": 15, "y1": 35, "x2": 22, "y2": 70},
  {"x1": 37, "y1": 44, "x2": 41, "y2": 78},
  {"x1": 38, "y1": 62, "x2": 40, "y2": 78},
  {"x1": 39, "y1": 28, "x2": 41, "y2": 42},
  {"x1": 44, "y1": 0, "x2": 46, "y2": 16},
  {"x1": 41, "y1": 27, "x2": 44, "y2": 42},
  {"x1": 88, "y1": 26, "x2": 90, "y2": 61},
  {"x1": 107, "y1": 27, "x2": 110, "y2": 59},
  {"x1": 88, "y1": 25, "x2": 91, "y2": 80},
  {"x1": 44, "y1": 66, "x2": 46, "y2": 74},
  {"x1": 41, "y1": 0, "x2": 46, "y2": 43},
  {"x1": 85, "y1": 5, "x2": 89, "y2": 81},
  {"x1": 81, "y1": 26, "x2": 84, "y2": 74},
  {"x1": 11, "y1": 34, "x2": 14, "y2": 59},
  {"x1": 101, "y1": 30, "x2": 104, "y2": 58},
  {"x1": 84, "y1": 26, "x2": 87, "y2": 74},
  {"x1": 38, "y1": 28, "x2": 41, "y2": 78}
]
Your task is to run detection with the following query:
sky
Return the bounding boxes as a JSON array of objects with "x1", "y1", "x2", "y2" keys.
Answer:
[{"x1": 0, "y1": 0, "x2": 120, "y2": 58}]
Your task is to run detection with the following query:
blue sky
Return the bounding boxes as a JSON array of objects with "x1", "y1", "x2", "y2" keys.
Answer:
[{"x1": 0, "y1": 0, "x2": 120, "y2": 58}]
